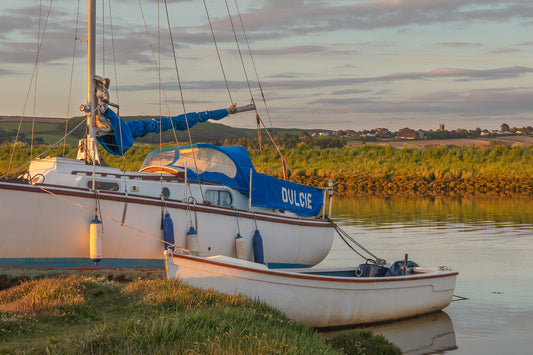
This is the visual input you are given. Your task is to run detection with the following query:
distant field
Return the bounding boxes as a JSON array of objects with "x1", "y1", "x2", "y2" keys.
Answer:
[
  {"x1": 0, "y1": 115, "x2": 330, "y2": 146},
  {"x1": 0, "y1": 116, "x2": 67, "y2": 123},
  {"x1": 0, "y1": 120, "x2": 82, "y2": 146},
  {"x1": 348, "y1": 136, "x2": 533, "y2": 148}
]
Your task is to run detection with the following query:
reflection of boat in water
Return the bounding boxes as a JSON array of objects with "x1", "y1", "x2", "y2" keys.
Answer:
[
  {"x1": 367, "y1": 311, "x2": 457, "y2": 354},
  {"x1": 323, "y1": 311, "x2": 457, "y2": 354}
]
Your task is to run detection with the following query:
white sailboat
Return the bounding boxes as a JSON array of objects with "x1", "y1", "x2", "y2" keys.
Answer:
[{"x1": 0, "y1": 1, "x2": 335, "y2": 270}]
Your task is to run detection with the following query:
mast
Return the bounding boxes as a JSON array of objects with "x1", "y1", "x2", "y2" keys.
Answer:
[
  {"x1": 77, "y1": 0, "x2": 101, "y2": 163},
  {"x1": 87, "y1": 0, "x2": 96, "y2": 142}
]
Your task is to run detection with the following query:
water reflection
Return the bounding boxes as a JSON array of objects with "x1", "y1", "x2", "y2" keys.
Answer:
[
  {"x1": 334, "y1": 196, "x2": 533, "y2": 231},
  {"x1": 324, "y1": 196, "x2": 533, "y2": 354},
  {"x1": 323, "y1": 311, "x2": 457, "y2": 355}
]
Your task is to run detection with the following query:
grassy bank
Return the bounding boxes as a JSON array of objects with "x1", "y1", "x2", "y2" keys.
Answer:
[
  {"x1": 3, "y1": 142, "x2": 532, "y2": 197},
  {"x1": 250, "y1": 144, "x2": 533, "y2": 197},
  {"x1": 0, "y1": 275, "x2": 400, "y2": 354}
]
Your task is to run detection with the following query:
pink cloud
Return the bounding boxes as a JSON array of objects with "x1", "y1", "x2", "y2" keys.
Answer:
[
  {"x1": 436, "y1": 42, "x2": 483, "y2": 47},
  {"x1": 488, "y1": 48, "x2": 520, "y2": 54}
]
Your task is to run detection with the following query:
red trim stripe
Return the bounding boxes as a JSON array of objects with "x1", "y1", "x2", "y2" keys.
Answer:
[
  {"x1": 0, "y1": 180, "x2": 333, "y2": 227},
  {"x1": 170, "y1": 252, "x2": 459, "y2": 283}
]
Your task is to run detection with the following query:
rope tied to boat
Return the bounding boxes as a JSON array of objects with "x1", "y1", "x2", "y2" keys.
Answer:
[{"x1": 327, "y1": 217, "x2": 386, "y2": 265}]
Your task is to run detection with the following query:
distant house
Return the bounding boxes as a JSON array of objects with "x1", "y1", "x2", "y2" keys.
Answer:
[
  {"x1": 345, "y1": 129, "x2": 357, "y2": 137},
  {"x1": 361, "y1": 132, "x2": 376, "y2": 137},
  {"x1": 397, "y1": 128, "x2": 418, "y2": 139}
]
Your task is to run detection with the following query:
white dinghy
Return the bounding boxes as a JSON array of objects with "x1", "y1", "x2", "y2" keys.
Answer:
[{"x1": 165, "y1": 250, "x2": 458, "y2": 328}]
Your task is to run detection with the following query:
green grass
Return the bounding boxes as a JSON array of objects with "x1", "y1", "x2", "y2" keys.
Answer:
[
  {"x1": 0, "y1": 276, "x2": 399, "y2": 354},
  {"x1": 4, "y1": 141, "x2": 532, "y2": 197}
]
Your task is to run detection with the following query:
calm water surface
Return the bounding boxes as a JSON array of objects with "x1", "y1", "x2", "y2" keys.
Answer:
[{"x1": 318, "y1": 197, "x2": 533, "y2": 354}]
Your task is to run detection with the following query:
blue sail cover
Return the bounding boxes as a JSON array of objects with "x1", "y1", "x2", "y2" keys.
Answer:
[
  {"x1": 251, "y1": 173, "x2": 323, "y2": 217},
  {"x1": 95, "y1": 108, "x2": 134, "y2": 156},
  {"x1": 140, "y1": 144, "x2": 323, "y2": 217},
  {"x1": 96, "y1": 108, "x2": 229, "y2": 156}
]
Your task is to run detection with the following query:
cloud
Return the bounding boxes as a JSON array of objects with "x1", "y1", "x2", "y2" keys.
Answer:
[
  {"x1": 226, "y1": 0, "x2": 533, "y2": 37},
  {"x1": 257, "y1": 66, "x2": 533, "y2": 92},
  {"x1": 3, "y1": 1, "x2": 532, "y2": 67},
  {"x1": 381, "y1": 66, "x2": 532, "y2": 81},
  {"x1": 0, "y1": 68, "x2": 16, "y2": 76},
  {"x1": 119, "y1": 66, "x2": 532, "y2": 95},
  {"x1": 251, "y1": 45, "x2": 328, "y2": 56},
  {"x1": 488, "y1": 48, "x2": 520, "y2": 54},
  {"x1": 436, "y1": 42, "x2": 483, "y2": 47},
  {"x1": 124, "y1": 1, "x2": 533, "y2": 46},
  {"x1": 332, "y1": 89, "x2": 372, "y2": 95},
  {"x1": 268, "y1": 72, "x2": 312, "y2": 79},
  {"x1": 305, "y1": 87, "x2": 533, "y2": 122}
]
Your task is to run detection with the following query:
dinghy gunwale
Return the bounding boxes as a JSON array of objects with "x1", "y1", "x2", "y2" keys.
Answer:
[{"x1": 167, "y1": 251, "x2": 458, "y2": 283}]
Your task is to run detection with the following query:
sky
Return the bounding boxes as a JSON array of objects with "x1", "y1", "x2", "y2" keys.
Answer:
[{"x1": 0, "y1": 0, "x2": 532, "y2": 132}]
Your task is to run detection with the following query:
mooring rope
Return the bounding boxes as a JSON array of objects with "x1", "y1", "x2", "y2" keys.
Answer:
[
  {"x1": 328, "y1": 218, "x2": 385, "y2": 264},
  {"x1": 452, "y1": 294, "x2": 469, "y2": 301}
]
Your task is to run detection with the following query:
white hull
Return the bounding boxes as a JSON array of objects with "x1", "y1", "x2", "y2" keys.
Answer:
[
  {"x1": 0, "y1": 179, "x2": 334, "y2": 269},
  {"x1": 165, "y1": 251, "x2": 458, "y2": 328}
]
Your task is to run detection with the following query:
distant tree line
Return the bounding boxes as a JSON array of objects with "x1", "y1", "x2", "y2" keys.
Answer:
[
  {"x1": 333, "y1": 123, "x2": 533, "y2": 141},
  {"x1": 210, "y1": 133, "x2": 345, "y2": 149}
]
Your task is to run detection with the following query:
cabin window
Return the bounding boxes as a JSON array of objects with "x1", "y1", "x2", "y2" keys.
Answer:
[
  {"x1": 87, "y1": 180, "x2": 120, "y2": 191},
  {"x1": 205, "y1": 190, "x2": 232, "y2": 207},
  {"x1": 140, "y1": 150, "x2": 176, "y2": 171},
  {"x1": 162, "y1": 187, "x2": 171, "y2": 199}
]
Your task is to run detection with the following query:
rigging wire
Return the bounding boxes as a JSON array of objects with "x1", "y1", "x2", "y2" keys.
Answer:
[
  {"x1": 202, "y1": 0, "x2": 233, "y2": 104},
  {"x1": 257, "y1": 116, "x2": 291, "y2": 179},
  {"x1": 108, "y1": 0, "x2": 120, "y2": 111},
  {"x1": 36, "y1": 185, "x2": 182, "y2": 250},
  {"x1": 224, "y1": 0, "x2": 266, "y2": 173},
  {"x1": 224, "y1": 0, "x2": 253, "y2": 100},
  {"x1": 107, "y1": 0, "x2": 124, "y2": 165},
  {"x1": 63, "y1": 0, "x2": 82, "y2": 156},
  {"x1": 157, "y1": 0, "x2": 169, "y2": 215},
  {"x1": 256, "y1": 116, "x2": 264, "y2": 172},
  {"x1": 137, "y1": 0, "x2": 178, "y2": 144},
  {"x1": 8, "y1": 0, "x2": 54, "y2": 175},
  {"x1": 163, "y1": 0, "x2": 206, "y2": 201},
  {"x1": 1, "y1": 119, "x2": 87, "y2": 179},
  {"x1": 107, "y1": 0, "x2": 130, "y2": 224},
  {"x1": 229, "y1": 0, "x2": 288, "y2": 178},
  {"x1": 232, "y1": 0, "x2": 276, "y2": 132},
  {"x1": 31, "y1": 0, "x2": 43, "y2": 160}
]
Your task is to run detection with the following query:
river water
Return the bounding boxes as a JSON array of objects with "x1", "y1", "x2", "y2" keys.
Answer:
[{"x1": 318, "y1": 197, "x2": 533, "y2": 354}]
